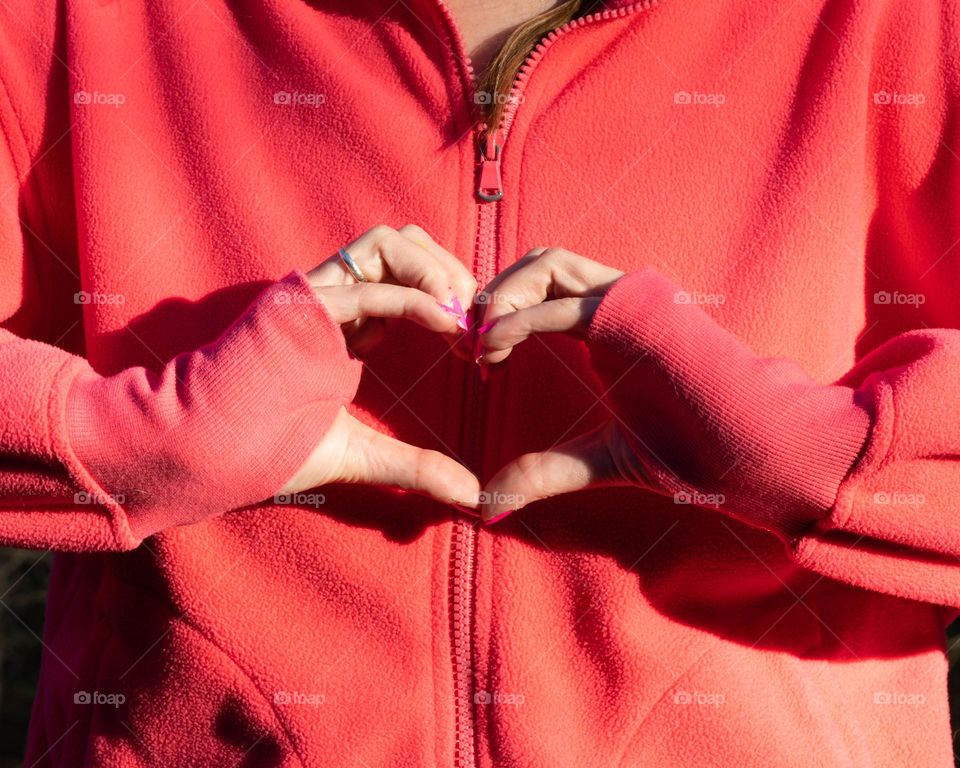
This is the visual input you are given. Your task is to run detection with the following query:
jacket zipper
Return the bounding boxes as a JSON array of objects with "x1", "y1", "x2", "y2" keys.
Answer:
[{"x1": 431, "y1": 2, "x2": 657, "y2": 766}]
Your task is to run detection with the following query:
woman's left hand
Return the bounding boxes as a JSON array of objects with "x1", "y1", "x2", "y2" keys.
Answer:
[
  {"x1": 472, "y1": 247, "x2": 638, "y2": 522},
  {"x1": 472, "y1": 247, "x2": 623, "y2": 362},
  {"x1": 474, "y1": 248, "x2": 871, "y2": 529}
]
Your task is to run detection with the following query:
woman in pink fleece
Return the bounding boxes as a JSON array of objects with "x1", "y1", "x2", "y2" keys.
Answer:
[{"x1": 1, "y1": 0, "x2": 959, "y2": 765}]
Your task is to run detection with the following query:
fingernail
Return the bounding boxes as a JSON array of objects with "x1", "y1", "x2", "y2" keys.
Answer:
[
  {"x1": 452, "y1": 502, "x2": 481, "y2": 517},
  {"x1": 438, "y1": 294, "x2": 469, "y2": 331},
  {"x1": 438, "y1": 300, "x2": 468, "y2": 331},
  {"x1": 477, "y1": 319, "x2": 498, "y2": 334},
  {"x1": 482, "y1": 508, "x2": 513, "y2": 525}
]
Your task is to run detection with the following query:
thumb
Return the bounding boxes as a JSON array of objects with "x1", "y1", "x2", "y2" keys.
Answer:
[
  {"x1": 343, "y1": 414, "x2": 481, "y2": 508},
  {"x1": 480, "y1": 422, "x2": 623, "y2": 524}
]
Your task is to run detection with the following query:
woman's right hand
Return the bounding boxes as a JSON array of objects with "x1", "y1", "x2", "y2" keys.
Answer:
[
  {"x1": 64, "y1": 224, "x2": 480, "y2": 545},
  {"x1": 278, "y1": 224, "x2": 481, "y2": 509},
  {"x1": 308, "y1": 223, "x2": 477, "y2": 357}
]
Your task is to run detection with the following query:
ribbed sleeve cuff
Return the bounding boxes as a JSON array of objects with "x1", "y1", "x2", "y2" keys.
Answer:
[
  {"x1": 586, "y1": 268, "x2": 873, "y2": 540},
  {"x1": 64, "y1": 270, "x2": 362, "y2": 542}
]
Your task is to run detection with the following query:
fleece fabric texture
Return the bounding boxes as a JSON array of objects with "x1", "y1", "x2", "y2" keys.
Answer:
[{"x1": 0, "y1": 0, "x2": 958, "y2": 765}]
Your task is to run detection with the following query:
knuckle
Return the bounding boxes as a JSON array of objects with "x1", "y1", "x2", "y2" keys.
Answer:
[
  {"x1": 367, "y1": 224, "x2": 394, "y2": 240},
  {"x1": 514, "y1": 453, "x2": 547, "y2": 495},
  {"x1": 398, "y1": 223, "x2": 429, "y2": 240},
  {"x1": 556, "y1": 296, "x2": 582, "y2": 311},
  {"x1": 539, "y1": 246, "x2": 568, "y2": 264}
]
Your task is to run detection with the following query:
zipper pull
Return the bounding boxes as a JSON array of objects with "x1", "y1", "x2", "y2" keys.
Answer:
[{"x1": 477, "y1": 129, "x2": 503, "y2": 202}]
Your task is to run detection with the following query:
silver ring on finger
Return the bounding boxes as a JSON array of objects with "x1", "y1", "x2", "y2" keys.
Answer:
[{"x1": 338, "y1": 247, "x2": 368, "y2": 283}]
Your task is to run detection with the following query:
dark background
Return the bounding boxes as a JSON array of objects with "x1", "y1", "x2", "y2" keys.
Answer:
[{"x1": 0, "y1": 549, "x2": 958, "y2": 766}]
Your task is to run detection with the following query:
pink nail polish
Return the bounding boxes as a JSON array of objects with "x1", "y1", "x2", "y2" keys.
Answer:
[
  {"x1": 452, "y1": 503, "x2": 481, "y2": 517},
  {"x1": 438, "y1": 294, "x2": 469, "y2": 331},
  {"x1": 477, "y1": 319, "x2": 498, "y2": 334}
]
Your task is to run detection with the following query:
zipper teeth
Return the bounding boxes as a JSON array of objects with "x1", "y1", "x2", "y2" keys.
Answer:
[
  {"x1": 449, "y1": 519, "x2": 477, "y2": 768},
  {"x1": 500, "y1": 0, "x2": 660, "y2": 137},
  {"x1": 432, "y1": 2, "x2": 659, "y2": 766}
]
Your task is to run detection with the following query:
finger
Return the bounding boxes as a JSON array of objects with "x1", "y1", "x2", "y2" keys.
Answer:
[
  {"x1": 343, "y1": 317, "x2": 387, "y2": 356},
  {"x1": 476, "y1": 297, "x2": 601, "y2": 362},
  {"x1": 397, "y1": 224, "x2": 478, "y2": 315},
  {"x1": 476, "y1": 247, "x2": 622, "y2": 363},
  {"x1": 317, "y1": 283, "x2": 461, "y2": 333},
  {"x1": 479, "y1": 422, "x2": 622, "y2": 523},
  {"x1": 396, "y1": 224, "x2": 478, "y2": 351},
  {"x1": 307, "y1": 226, "x2": 404, "y2": 287},
  {"x1": 343, "y1": 415, "x2": 481, "y2": 507},
  {"x1": 308, "y1": 225, "x2": 475, "y2": 310}
]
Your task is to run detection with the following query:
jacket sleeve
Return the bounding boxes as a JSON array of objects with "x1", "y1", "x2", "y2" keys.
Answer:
[
  {"x1": 585, "y1": 267, "x2": 960, "y2": 608},
  {"x1": 0, "y1": 85, "x2": 361, "y2": 552},
  {"x1": 0, "y1": 267, "x2": 361, "y2": 552}
]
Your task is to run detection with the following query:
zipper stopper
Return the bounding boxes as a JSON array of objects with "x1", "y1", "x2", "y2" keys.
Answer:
[{"x1": 477, "y1": 129, "x2": 503, "y2": 203}]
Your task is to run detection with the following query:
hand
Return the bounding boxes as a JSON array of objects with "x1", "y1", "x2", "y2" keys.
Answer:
[
  {"x1": 474, "y1": 250, "x2": 870, "y2": 530},
  {"x1": 308, "y1": 224, "x2": 476, "y2": 358},
  {"x1": 280, "y1": 224, "x2": 481, "y2": 509},
  {"x1": 472, "y1": 247, "x2": 628, "y2": 521},
  {"x1": 472, "y1": 247, "x2": 623, "y2": 364}
]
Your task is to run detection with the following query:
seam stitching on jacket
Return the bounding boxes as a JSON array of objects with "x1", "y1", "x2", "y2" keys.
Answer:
[
  {"x1": 612, "y1": 635, "x2": 724, "y2": 768},
  {"x1": 47, "y1": 358, "x2": 139, "y2": 549},
  {"x1": 829, "y1": 375, "x2": 896, "y2": 534},
  {"x1": 0, "y1": 64, "x2": 65, "y2": 345},
  {"x1": 165, "y1": 613, "x2": 308, "y2": 767}
]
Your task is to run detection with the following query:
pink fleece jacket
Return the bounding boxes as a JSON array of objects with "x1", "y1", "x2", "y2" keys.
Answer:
[{"x1": 1, "y1": 0, "x2": 959, "y2": 765}]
